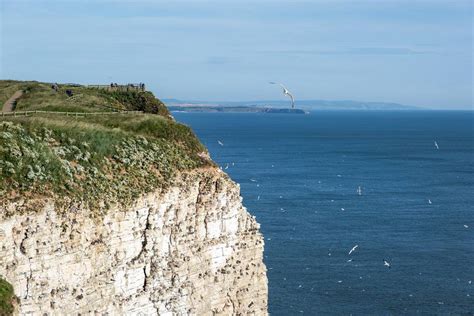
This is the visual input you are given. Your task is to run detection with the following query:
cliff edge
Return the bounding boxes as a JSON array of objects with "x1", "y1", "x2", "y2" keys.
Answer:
[{"x1": 0, "y1": 81, "x2": 268, "y2": 315}]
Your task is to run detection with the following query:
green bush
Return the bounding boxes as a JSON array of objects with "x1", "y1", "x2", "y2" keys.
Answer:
[
  {"x1": 103, "y1": 91, "x2": 170, "y2": 117},
  {"x1": 0, "y1": 278, "x2": 15, "y2": 316}
]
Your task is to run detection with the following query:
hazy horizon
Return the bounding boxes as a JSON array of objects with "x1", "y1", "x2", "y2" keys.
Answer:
[
  {"x1": 1, "y1": 0, "x2": 472, "y2": 109},
  {"x1": 162, "y1": 98, "x2": 474, "y2": 111}
]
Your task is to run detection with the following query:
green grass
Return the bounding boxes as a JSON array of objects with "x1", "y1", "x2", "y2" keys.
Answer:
[
  {"x1": 0, "y1": 81, "x2": 211, "y2": 217},
  {"x1": 0, "y1": 278, "x2": 15, "y2": 316},
  {"x1": 101, "y1": 90, "x2": 171, "y2": 117},
  {"x1": 0, "y1": 80, "x2": 30, "y2": 106},
  {"x1": 0, "y1": 114, "x2": 211, "y2": 216},
  {"x1": 82, "y1": 114, "x2": 204, "y2": 153},
  {"x1": 1, "y1": 80, "x2": 170, "y2": 115},
  {"x1": 14, "y1": 82, "x2": 124, "y2": 113}
]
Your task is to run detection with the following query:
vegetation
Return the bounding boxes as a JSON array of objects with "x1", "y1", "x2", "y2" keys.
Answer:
[
  {"x1": 1, "y1": 81, "x2": 170, "y2": 115},
  {"x1": 0, "y1": 80, "x2": 211, "y2": 216},
  {"x1": 103, "y1": 90, "x2": 171, "y2": 117},
  {"x1": 0, "y1": 80, "x2": 29, "y2": 106},
  {"x1": 0, "y1": 278, "x2": 15, "y2": 316}
]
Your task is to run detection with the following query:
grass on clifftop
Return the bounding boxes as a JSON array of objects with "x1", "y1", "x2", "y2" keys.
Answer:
[
  {"x1": 0, "y1": 80, "x2": 27, "y2": 106},
  {"x1": 1, "y1": 80, "x2": 170, "y2": 116},
  {"x1": 0, "y1": 278, "x2": 15, "y2": 316},
  {"x1": 0, "y1": 114, "x2": 211, "y2": 215},
  {"x1": 0, "y1": 80, "x2": 211, "y2": 216}
]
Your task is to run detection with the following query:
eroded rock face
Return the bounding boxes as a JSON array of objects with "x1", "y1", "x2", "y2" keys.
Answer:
[{"x1": 0, "y1": 168, "x2": 268, "y2": 315}]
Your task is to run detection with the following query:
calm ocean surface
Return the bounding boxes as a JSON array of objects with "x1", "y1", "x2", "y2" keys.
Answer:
[{"x1": 174, "y1": 111, "x2": 473, "y2": 315}]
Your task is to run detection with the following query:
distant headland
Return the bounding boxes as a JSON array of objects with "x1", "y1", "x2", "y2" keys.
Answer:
[
  {"x1": 164, "y1": 99, "x2": 422, "y2": 112},
  {"x1": 168, "y1": 104, "x2": 308, "y2": 114}
]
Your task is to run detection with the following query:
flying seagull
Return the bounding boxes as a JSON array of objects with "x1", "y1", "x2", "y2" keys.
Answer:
[
  {"x1": 383, "y1": 259, "x2": 391, "y2": 269},
  {"x1": 269, "y1": 82, "x2": 295, "y2": 109},
  {"x1": 434, "y1": 141, "x2": 439, "y2": 150},
  {"x1": 348, "y1": 245, "x2": 359, "y2": 255},
  {"x1": 217, "y1": 140, "x2": 224, "y2": 146}
]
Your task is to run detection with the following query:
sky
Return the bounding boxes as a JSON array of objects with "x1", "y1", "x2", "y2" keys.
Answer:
[{"x1": 0, "y1": 0, "x2": 472, "y2": 109}]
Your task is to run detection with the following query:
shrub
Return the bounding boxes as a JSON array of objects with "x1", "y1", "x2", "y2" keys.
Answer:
[
  {"x1": 0, "y1": 278, "x2": 15, "y2": 316},
  {"x1": 103, "y1": 91, "x2": 171, "y2": 117}
]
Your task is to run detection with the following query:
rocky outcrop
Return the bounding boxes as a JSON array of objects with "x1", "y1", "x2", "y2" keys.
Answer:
[{"x1": 0, "y1": 168, "x2": 267, "y2": 315}]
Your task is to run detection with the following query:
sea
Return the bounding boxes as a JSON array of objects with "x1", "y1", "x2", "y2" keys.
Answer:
[{"x1": 174, "y1": 111, "x2": 473, "y2": 315}]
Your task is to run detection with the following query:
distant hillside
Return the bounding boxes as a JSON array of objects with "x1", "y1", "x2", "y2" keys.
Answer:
[{"x1": 163, "y1": 99, "x2": 422, "y2": 111}]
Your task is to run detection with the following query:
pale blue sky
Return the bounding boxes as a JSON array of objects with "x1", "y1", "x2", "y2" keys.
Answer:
[{"x1": 0, "y1": 0, "x2": 472, "y2": 109}]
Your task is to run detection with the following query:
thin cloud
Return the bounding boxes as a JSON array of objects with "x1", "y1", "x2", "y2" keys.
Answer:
[
  {"x1": 206, "y1": 56, "x2": 235, "y2": 65},
  {"x1": 264, "y1": 47, "x2": 433, "y2": 56}
]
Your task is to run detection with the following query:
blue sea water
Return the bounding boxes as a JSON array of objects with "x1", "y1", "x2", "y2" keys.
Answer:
[{"x1": 174, "y1": 111, "x2": 474, "y2": 315}]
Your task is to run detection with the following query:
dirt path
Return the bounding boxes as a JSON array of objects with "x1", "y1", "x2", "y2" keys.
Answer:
[{"x1": 2, "y1": 90, "x2": 23, "y2": 112}]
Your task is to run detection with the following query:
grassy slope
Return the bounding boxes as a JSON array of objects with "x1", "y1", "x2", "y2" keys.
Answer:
[
  {"x1": 0, "y1": 80, "x2": 211, "y2": 215},
  {"x1": 0, "y1": 80, "x2": 29, "y2": 106},
  {"x1": 1, "y1": 80, "x2": 171, "y2": 116}
]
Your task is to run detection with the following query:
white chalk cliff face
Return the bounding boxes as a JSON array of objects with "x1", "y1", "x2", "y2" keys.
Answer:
[{"x1": 0, "y1": 168, "x2": 268, "y2": 315}]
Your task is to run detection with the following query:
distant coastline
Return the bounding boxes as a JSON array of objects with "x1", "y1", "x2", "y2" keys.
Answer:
[
  {"x1": 164, "y1": 99, "x2": 423, "y2": 112},
  {"x1": 168, "y1": 105, "x2": 307, "y2": 114}
]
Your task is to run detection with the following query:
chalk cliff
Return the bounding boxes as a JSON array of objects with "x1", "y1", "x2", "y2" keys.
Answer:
[
  {"x1": 0, "y1": 80, "x2": 268, "y2": 315},
  {"x1": 0, "y1": 168, "x2": 267, "y2": 315}
]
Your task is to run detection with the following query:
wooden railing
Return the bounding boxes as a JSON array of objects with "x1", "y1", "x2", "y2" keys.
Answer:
[
  {"x1": 86, "y1": 84, "x2": 146, "y2": 92},
  {"x1": 0, "y1": 110, "x2": 144, "y2": 117}
]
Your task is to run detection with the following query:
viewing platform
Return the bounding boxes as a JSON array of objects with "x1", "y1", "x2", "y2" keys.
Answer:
[{"x1": 85, "y1": 83, "x2": 146, "y2": 92}]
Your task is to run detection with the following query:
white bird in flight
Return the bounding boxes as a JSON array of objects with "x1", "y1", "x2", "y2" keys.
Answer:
[
  {"x1": 348, "y1": 245, "x2": 359, "y2": 255},
  {"x1": 217, "y1": 140, "x2": 224, "y2": 146},
  {"x1": 383, "y1": 259, "x2": 391, "y2": 269},
  {"x1": 434, "y1": 141, "x2": 439, "y2": 150},
  {"x1": 269, "y1": 82, "x2": 295, "y2": 108}
]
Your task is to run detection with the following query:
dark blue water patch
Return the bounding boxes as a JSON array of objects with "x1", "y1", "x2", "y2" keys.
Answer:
[{"x1": 174, "y1": 111, "x2": 474, "y2": 315}]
